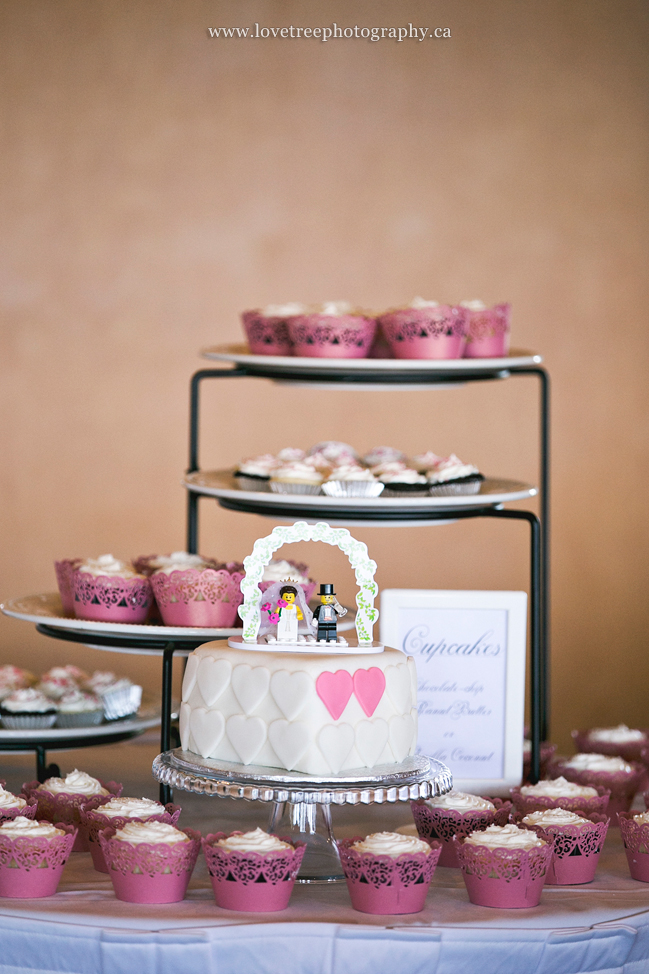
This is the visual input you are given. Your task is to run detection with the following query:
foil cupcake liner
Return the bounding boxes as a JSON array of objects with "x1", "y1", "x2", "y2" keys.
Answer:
[
  {"x1": 0, "y1": 712, "x2": 57, "y2": 730},
  {"x1": 55, "y1": 710, "x2": 104, "y2": 729},
  {"x1": 234, "y1": 473, "x2": 271, "y2": 492},
  {"x1": 321, "y1": 481, "x2": 384, "y2": 498},
  {"x1": 269, "y1": 482, "x2": 322, "y2": 495},
  {"x1": 100, "y1": 683, "x2": 142, "y2": 721},
  {"x1": 427, "y1": 476, "x2": 484, "y2": 497}
]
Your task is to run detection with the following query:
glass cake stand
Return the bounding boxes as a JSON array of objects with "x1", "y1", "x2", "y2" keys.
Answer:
[{"x1": 153, "y1": 748, "x2": 452, "y2": 882}]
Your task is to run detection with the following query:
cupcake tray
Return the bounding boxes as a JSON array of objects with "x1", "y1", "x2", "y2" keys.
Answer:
[
  {"x1": 202, "y1": 344, "x2": 542, "y2": 384},
  {"x1": 184, "y1": 469, "x2": 537, "y2": 521},
  {"x1": 153, "y1": 749, "x2": 452, "y2": 882}
]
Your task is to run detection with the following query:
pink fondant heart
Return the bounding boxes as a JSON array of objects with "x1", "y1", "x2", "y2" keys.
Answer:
[
  {"x1": 353, "y1": 667, "x2": 386, "y2": 717},
  {"x1": 316, "y1": 670, "x2": 354, "y2": 721}
]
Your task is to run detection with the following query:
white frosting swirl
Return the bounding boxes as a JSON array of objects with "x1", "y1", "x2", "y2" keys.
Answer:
[
  {"x1": 520, "y1": 776, "x2": 598, "y2": 798},
  {"x1": 314, "y1": 301, "x2": 352, "y2": 316},
  {"x1": 326, "y1": 465, "x2": 377, "y2": 483},
  {"x1": 151, "y1": 552, "x2": 210, "y2": 573},
  {"x1": 410, "y1": 297, "x2": 440, "y2": 309},
  {"x1": 463, "y1": 824, "x2": 546, "y2": 849},
  {"x1": 460, "y1": 300, "x2": 487, "y2": 312},
  {"x1": 363, "y1": 447, "x2": 406, "y2": 467},
  {"x1": 0, "y1": 785, "x2": 26, "y2": 810},
  {"x1": 262, "y1": 560, "x2": 310, "y2": 585},
  {"x1": 237, "y1": 455, "x2": 278, "y2": 477},
  {"x1": 426, "y1": 454, "x2": 480, "y2": 484},
  {"x1": 57, "y1": 690, "x2": 102, "y2": 713},
  {"x1": 412, "y1": 451, "x2": 444, "y2": 470},
  {"x1": 351, "y1": 831, "x2": 431, "y2": 857},
  {"x1": 633, "y1": 812, "x2": 649, "y2": 825},
  {"x1": 96, "y1": 797, "x2": 165, "y2": 819},
  {"x1": 216, "y1": 828, "x2": 291, "y2": 853},
  {"x1": 271, "y1": 462, "x2": 323, "y2": 484},
  {"x1": 380, "y1": 468, "x2": 428, "y2": 485},
  {"x1": 262, "y1": 303, "x2": 305, "y2": 317},
  {"x1": 1, "y1": 688, "x2": 56, "y2": 713},
  {"x1": 0, "y1": 816, "x2": 64, "y2": 839},
  {"x1": 114, "y1": 821, "x2": 188, "y2": 845},
  {"x1": 276, "y1": 447, "x2": 306, "y2": 463},
  {"x1": 39, "y1": 770, "x2": 108, "y2": 796},
  {"x1": 563, "y1": 753, "x2": 634, "y2": 774},
  {"x1": 523, "y1": 808, "x2": 590, "y2": 827},
  {"x1": 426, "y1": 790, "x2": 495, "y2": 813},
  {"x1": 78, "y1": 555, "x2": 137, "y2": 578},
  {"x1": 308, "y1": 441, "x2": 358, "y2": 462},
  {"x1": 587, "y1": 724, "x2": 646, "y2": 744}
]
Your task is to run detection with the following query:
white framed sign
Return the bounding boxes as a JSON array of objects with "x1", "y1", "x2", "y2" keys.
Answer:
[{"x1": 381, "y1": 589, "x2": 527, "y2": 796}]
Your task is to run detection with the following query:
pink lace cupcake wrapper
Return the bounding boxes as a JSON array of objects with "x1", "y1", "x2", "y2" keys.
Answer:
[
  {"x1": 242, "y1": 311, "x2": 293, "y2": 356},
  {"x1": 54, "y1": 559, "x2": 82, "y2": 615},
  {"x1": 99, "y1": 827, "x2": 201, "y2": 877},
  {"x1": 411, "y1": 799, "x2": 512, "y2": 867},
  {"x1": 72, "y1": 572, "x2": 152, "y2": 622},
  {"x1": 337, "y1": 837, "x2": 441, "y2": 915},
  {"x1": 81, "y1": 804, "x2": 181, "y2": 872},
  {"x1": 572, "y1": 730, "x2": 649, "y2": 764},
  {"x1": 23, "y1": 781, "x2": 122, "y2": 851},
  {"x1": 510, "y1": 786, "x2": 610, "y2": 820},
  {"x1": 203, "y1": 832, "x2": 306, "y2": 911},
  {"x1": 288, "y1": 315, "x2": 376, "y2": 358},
  {"x1": 0, "y1": 823, "x2": 77, "y2": 897},
  {"x1": 0, "y1": 801, "x2": 38, "y2": 823},
  {"x1": 524, "y1": 820, "x2": 609, "y2": 884},
  {"x1": 455, "y1": 836, "x2": 553, "y2": 907},
  {"x1": 463, "y1": 304, "x2": 511, "y2": 341},
  {"x1": 550, "y1": 760, "x2": 643, "y2": 816},
  {"x1": 150, "y1": 568, "x2": 244, "y2": 627},
  {"x1": 618, "y1": 814, "x2": 649, "y2": 882}
]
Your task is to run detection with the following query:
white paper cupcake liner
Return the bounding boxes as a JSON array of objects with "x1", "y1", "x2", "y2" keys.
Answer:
[
  {"x1": 0, "y1": 712, "x2": 57, "y2": 730},
  {"x1": 269, "y1": 482, "x2": 322, "y2": 495},
  {"x1": 321, "y1": 481, "x2": 385, "y2": 498},
  {"x1": 100, "y1": 684, "x2": 142, "y2": 721},
  {"x1": 55, "y1": 710, "x2": 105, "y2": 728},
  {"x1": 427, "y1": 480, "x2": 482, "y2": 496}
]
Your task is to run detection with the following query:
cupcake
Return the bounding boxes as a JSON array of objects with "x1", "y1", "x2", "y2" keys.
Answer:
[
  {"x1": 511, "y1": 776, "x2": 610, "y2": 819},
  {"x1": 202, "y1": 828, "x2": 306, "y2": 912},
  {"x1": 83, "y1": 670, "x2": 142, "y2": 720},
  {"x1": 54, "y1": 558, "x2": 83, "y2": 615},
  {"x1": 0, "y1": 666, "x2": 36, "y2": 701},
  {"x1": 411, "y1": 451, "x2": 444, "y2": 473},
  {"x1": 288, "y1": 302, "x2": 376, "y2": 359},
  {"x1": 23, "y1": 769, "x2": 122, "y2": 852},
  {"x1": 133, "y1": 551, "x2": 219, "y2": 577},
  {"x1": 259, "y1": 559, "x2": 317, "y2": 603},
  {"x1": 411, "y1": 790, "x2": 512, "y2": 868},
  {"x1": 455, "y1": 823, "x2": 552, "y2": 908},
  {"x1": 363, "y1": 446, "x2": 407, "y2": 468},
  {"x1": 233, "y1": 455, "x2": 279, "y2": 491},
  {"x1": 100, "y1": 821, "x2": 200, "y2": 903},
  {"x1": 425, "y1": 454, "x2": 485, "y2": 496},
  {"x1": 241, "y1": 303, "x2": 305, "y2": 356},
  {"x1": 461, "y1": 301, "x2": 511, "y2": 359},
  {"x1": 321, "y1": 464, "x2": 384, "y2": 498},
  {"x1": 73, "y1": 555, "x2": 152, "y2": 624},
  {"x1": 521, "y1": 808, "x2": 609, "y2": 885},
  {"x1": 619, "y1": 811, "x2": 649, "y2": 882},
  {"x1": 551, "y1": 754, "x2": 643, "y2": 818},
  {"x1": 82, "y1": 797, "x2": 181, "y2": 872},
  {"x1": 36, "y1": 666, "x2": 82, "y2": 700},
  {"x1": 269, "y1": 460, "x2": 323, "y2": 495},
  {"x1": 150, "y1": 556, "x2": 244, "y2": 628},
  {"x1": 55, "y1": 689, "x2": 104, "y2": 728},
  {"x1": 0, "y1": 816, "x2": 76, "y2": 898},
  {"x1": 0, "y1": 688, "x2": 57, "y2": 729},
  {"x1": 379, "y1": 467, "x2": 429, "y2": 496},
  {"x1": 572, "y1": 725, "x2": 649, "y2": 764},
  {"x1": 307, "y1": 441, "x2": 359, "y2": 466},
  {"x1": 378, "y1": 299, "x2": 467, "y2": 360},
  {"x1": 0, "y1": 784, "x2": 37, "y2": 823},
  {"x1": 338, "y1": 831, "x2": 441, "y2": 915}
]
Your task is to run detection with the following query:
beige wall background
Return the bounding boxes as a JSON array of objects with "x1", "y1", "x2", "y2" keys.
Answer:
[{"x1": 1, "y1": 0, "x2": 647, "y2": 758}]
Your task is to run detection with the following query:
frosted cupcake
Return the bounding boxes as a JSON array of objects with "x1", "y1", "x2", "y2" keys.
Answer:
[
  {"x1": 0, "y1": 816, "x2": 76, "y2": 898},
  {"x1": 270, "y1": 460, "x2": 323, "y2": 495},
  {"x1": 426, "y1": 454, "x2": 485, "y2": 496},
  {"x1": 259, "y1": 559, "x2": 317, "y2": 603},
  {"x1": 411, "y1": 790, "x2": 512, "y2": 867},
  {"x1": 100, "y1": 820, "x2": 200, "y2": 903},
  {"x1": 307, "y1": 440, "x2": 359, "y2": 467},
  {"x1": 203, "y1": 828, "x2": 306, "y2": 912},
  {"x1": 288, "y1": 302, "x2": 376, "y2": 359},
  {"x1": 0, "y1": 784, "x2": 37, "y2": 823},
  {"x1": 150, "y1": 555, "x2": 244, "y2": 628},
  {"x1": 0, "y1": 666, "x2": 36, "y2": 701},
  {"x1": 619, "y1": 810, "x2": 649, "y2": 882},
  {"x1": 455, "y1": 823, "x2": 552, "y2": 908},
  {"x1": 551, "y1": 754, "x2": 643, "y2": 818},
  {"x1": 572, "y1": 725, "x2": 649, "y2": 764},
  {"x1": 511, "y1": 776, "x2": 609, "y2": 819},
  {"x1": 72, "y1": 555, "x2": 152, "y2": 624},
  {"x1": 83, "y1": 672, "x2": 142, "y2": 720},
  {"x1": 55, "y1": 689, "x2": 104, "y2": 728},
  {"x1": 521, "y1": 807, "x2": 609, "y2": 885},
  {"x1": 0, "y1": 688, "x2": 57, "y2": 729},
  {"x1": 233, "y1": 454, "x2": 279, "y2": 490},
  {"x1": 379, "y1": 467, "x2": 429, "y2": 496},
  {"x1": 363, "y1": 446, "x2": 407, "y2": 468},
  {"x1": 241, "y1": 303, "x2": 305, "y2": 356},
  {"x1": 321, "y1": 464, "x2": 384, "y2": 498},
  {"x1": 461, "y1": 300, "x2": 511, "y2": 359},
  {"x1": 82, "y1": 796, "x2": 181, "y2": 872},
  {"x1": 339, "y1": 831, "x2": 441, "y2": 915},
  {"x1": 379, "y1": 298, "x2": 467, "y2": 360},
  {"x1": 24, "y1": 769, "x2": 122, "y2": 852}
]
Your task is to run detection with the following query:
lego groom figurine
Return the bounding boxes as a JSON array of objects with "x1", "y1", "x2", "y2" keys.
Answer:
[{"x1": 312, "y1": 583, "x2": 348, "y2": 642}]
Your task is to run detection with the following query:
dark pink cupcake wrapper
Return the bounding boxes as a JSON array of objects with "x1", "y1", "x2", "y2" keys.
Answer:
[
  {"x1": 572, "y1": 730, "x2": 649, "y2": 765},
  {"x1": 522, "y1": 819, "x2": 609, "y2": 885},
  {"x1": 337, "y1": 836, "x2": 441, "y2": 915},
  {"x1": 549, "y1": 759, "x2": 644, "y2": 819},
  {"x1": 510, "y1": 785, "x2": 610, "y2": 821},
  {"x1": 454, "y1": 834, "x2": 553, "y2": 908},
  {"x1": 288, "y1": 315, "x2": 376, "y2": 359},
  {"x1": 203, "y1": 831, "x2": 306, "y2": 912},
  {"x1": 242, "y1": 310, "x2": 294, "y2": 356},
  {"x1": 99, "y1": 826, "x2": 201, "y2": 903},
  {"x1": 411, "y1": 798, "x2": 512, "y2": 868},
  {"x1": 72, "y1": 572, "x2": 152, "y2": 624},
  {"x1": 378, "y1": 306, "x2": 467, "y2": 360},
  {"x1": 619, "y1": 813, "x2": 649, "y2": 882},
  {"x1": 0, "y1": 822, "x2": 76, "y2": 898},
  {"x1": 0, "y1": 800, "x2": 38, "y2": 823},
  {"x1": 81, "y1": 803, "x2": 181, "y2": 872},
  {"x1": 22, "y1": 780, "x2": 122, "y2": 851},
  {"x1": 150, "y1": 567, "x2": 244, "y2": 627}
]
